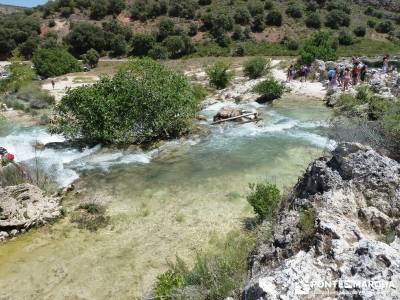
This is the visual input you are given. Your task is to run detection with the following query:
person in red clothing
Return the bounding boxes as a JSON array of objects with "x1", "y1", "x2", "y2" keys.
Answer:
[{"x1": 0, "y1": 147, "x2": 15, "y2": 167}]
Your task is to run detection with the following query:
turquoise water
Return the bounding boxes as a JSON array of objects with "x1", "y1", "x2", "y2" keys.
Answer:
[{"x1": 0, "y1": 96, "x2": 334, "y2": 299}]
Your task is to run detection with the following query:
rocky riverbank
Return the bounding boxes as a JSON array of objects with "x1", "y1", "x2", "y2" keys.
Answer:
[
  {"x1": 0, "y1": 184, "x2": 61, "y2": 241},
  {"x1": 242, "y1": 142, "x2": 400, "y2": 299}
]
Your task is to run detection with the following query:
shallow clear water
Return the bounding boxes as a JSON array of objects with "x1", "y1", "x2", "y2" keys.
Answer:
[{"x1": 0, "y1": 97, "x2": 333, "y2": 299}]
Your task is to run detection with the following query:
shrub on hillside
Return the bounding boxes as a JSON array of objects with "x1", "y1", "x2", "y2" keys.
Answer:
[
  {"x1": 49, "y1": 59, "x2": 198, "y2": 144},
  {"x1": 338, "y1": 30, "x2": 353, "y2": 45},
  {"x1": 168, "y1": 0, "x2": 198, "y2": 19},
  {"x1": 162, "y1": 35, "x2": 185, "y2": 58},
  {"x1": 252, "y1": 78, "x2": 285, "y2": 103},
  {"x1": 305, "y1": 13, "x2": 321, "y2": 29},
  {"x1": 375, "y1": 21, "x2": 394, "y2": 33},
  {"x1": 158, "y1": 17, "x2": 176, "y2": 41},
  {"x1": 354, "y1": 26, "x2": 366, "y2": 37},
  {"x1": 325, "y1": 9, "x2": 350, "y2": 29},
  {"x1": 286, "y1": 5, "x2": 302, "y2": 19},
  {"x1": 199, "y1": 0, "x2": 212, "y2": 5},
  {"x1": 264, "y1": 0, "x2": 273, "y2": 10},
  {"x1": 367, "y1": 19, "x2": 377, "y2": 28},
  {"x1": 90, "y1": 0, "x2": 108, "y2": 20},
  {"x1": 247, "y1": 0, "x2": 264, "y2": 17},
  {"x1": 109, "y1": 34, "x2": 128, "y2": 57},
  {"x1": 33, "y1": 48, "x2": 82, "y2": 78},
  {"x1": 326, "y1": 0, "x2": 351, "y2": 14},
  {"x1": 131, "y1": 33, "x2": 156, "y2": 56},
  {"x1": 298, "y1": 31, "x2": 337, "y2": 65},
  {"x1": 205, "y1": 61, "x2": 234, "y2": 89},
  {"x1": 81, "y1": 48, "x2": 100, "y2": 68},
  {"x1": 232, "y1": 25, "x2": 245, "y2": 41},
  {"x1": 108, "y1": 0, "x2": 125, "y2": 15},
  {"x1": 148, "y1": 45, "x2": 168, "y2": 60},
  {"x1": 234, "y1": 7, "x2": 251, "y2": 25},
  {"x1": 66, "y1": 22, "x2": 107, "y2": 56},
  {"x1": 252, "y1": 13, "x2": 266, "y2": 32},
  {"x1": 243, "y1": 57, "x2": 269, "y2": 79},
  {"x1": 265, "y1": 10, "x2": 282, "y2": 26},
  {"x1": 247, "y1": 181, "x2": 281, "y2": 221},
  {"x1": 188, "y1": 23, "x2": 198, "y2": 36}
]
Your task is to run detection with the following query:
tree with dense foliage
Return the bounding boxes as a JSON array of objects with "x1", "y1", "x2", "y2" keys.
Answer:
[
  {"x1": 265, "y1": 10, "x2": 283, "y2": 26},
  {"x1": 338, "y1": 29, "x2": 354, "y2": 45},
  {"x1": 234, "y1": 7, "x2": 251, "y2": 25},
  {"x1": 325, "y1": 9, "x2": 350, "y2": 29},
  {"x1": 131, "y1": 33, "x2": 156, "y2": 56},
  {"x1": 252, "y1": 78, "x2": 285, "y2": 103},
  {"x1": 148, "y1": 45, "x2": 168, "y2": 60},
  {"x1": 49, "y1": 59, "x2": 199, "y2": 144},
  {"x1": 108, "y1": 0, "x2": 125, "y2": 15},
  {"x1": 81, "y1": 49, "x2": 100, "y2": 68},
  {"x1": 305, "y1": 13, "x2": 321, "y2": 28},
  {"x1": 33, "y1": 48, "x2": 82, "y2": 78},
  {"x1": 0, "y1": 49, "x2": 35, "y2": 93},
  {"x1": 168, "y1": 0, "x2": 198, "y2": 19},
  {"x1": 206, "y1": 61, "x2": 234, "y2": 89},
  {"x1": 354, "y1": 26, "x2": 366, "y2": 37},
  {"x1": 298, "y1": 31, "x2": 337, "y2": 65},
  {"x1": 247, "y1": 0, "x2": 264, "y2": 17},
  {"x1": 66, "y1": 22, "x2": 107, "y2": 56},
  {"x1": 90, "y1": 0, "x2": 108, "y2": 20},
  {"x1": 243, "y1": 57, "x2": 269, "y2": 79},
  {"x1": 286, "y1": 4, "x2": 302, "y2": 19},
  {"x1": 375, "y1": 21, "x2": 394, "y2": 33}
]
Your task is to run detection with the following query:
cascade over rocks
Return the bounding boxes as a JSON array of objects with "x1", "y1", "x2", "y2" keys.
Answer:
[
  {"x1": 0, "y1": 184, "x2": 61, "y2": 241},
  {"x1": 242, "y1": 143, "x2": 400, "y2": 299}
]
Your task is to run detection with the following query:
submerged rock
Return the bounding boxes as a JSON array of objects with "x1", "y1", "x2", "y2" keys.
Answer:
[
  {"x1": 242, "y1": 143, "x2": 400, "y2": 299},
  {"x1": 0, "y1": 184, "x2": 61, "y2": 241}
]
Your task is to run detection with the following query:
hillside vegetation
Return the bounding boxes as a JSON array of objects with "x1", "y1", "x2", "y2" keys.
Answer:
[{"x1": 1, "y1": 0, "x2": 400, "y2": 62}]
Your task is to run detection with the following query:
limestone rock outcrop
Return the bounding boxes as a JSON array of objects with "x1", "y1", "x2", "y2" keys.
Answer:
[
  {"x1": 0, "y1": 184, "x2": 61, "y2": 241},
  {"x1": 242, "y1": 143, "x2": 400, "y2": 299}
]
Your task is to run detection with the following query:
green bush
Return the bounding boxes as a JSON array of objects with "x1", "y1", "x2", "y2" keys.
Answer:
[
  {"x1": 299, "y1": 207, "x2": 316, "y2": 238},
  {"x1": 188, "y1": 23, "x2": 198, "y2": 36},
  {"x1": 354, "y1": 26, "x2": 367, "y2": 37},
  {"x1": 66, "y1": 22, "x2": 107, "y2": 56},
  {"x1": 264, "y1": 0, "x2": 273, "y2": 10},
  {"x1": 162, "y1": 35, "x2": 194, "y2": 58},
  {"x1": 205, "y1": 61, "x2": 234, "y2": 89},
  {"x1": 81, "y1": 48, "x2": 100, "y2": 68},
  {"x1": 148, "y1": 45, "x2": 168, "y2": 60},
  {"x1": 298, "y1": 31, "x2": 337, "y2": 65},
  {"x1": 168, "y1": 0, "x2": 198, "y2": 19},
  {"x1": 108, "y1": 0, "x2": 125, "y2": 15},
  {"x1": 109, "y1": 34, "x2": 128, "y2": 57},
  {"x1": 131, "y1": 33, "x2": 156, "y2": 56},
  {"x1": 234, "y1": 7, "x2": 251, "y2": 25},
  {"x1": 251, "y1": 13, "x2": 266, "y2": 32},
  {"x1": 247, "y1": 181, "x2": 281, "y2": 221},
  {"x1": 90, "y1": 0, "x2": 108, "y2": 20},
  {"x1": 375, "y1": 21, "x2": 394, "y2": 33},
  {"x1": 266, "y1": 10, "x2": 282, "y2": 26},
  {"x1": 252, "y1": 78, "x2": 285, "y2": 103},
  {"x1": 338, "y1": 29, "x2": 353, "y2": 45},
  {"x1": 286, "y1": 5, "x2": 302, "y2": 19},
  {"x1": 325, "y1": 9, "x2": 350, "y2": 29},
  {"x1": 367, "y1": 19, "x2": 377, "y2": 28},
  {"x1": 49, "y1": 59, "x2": 198, "y2": 144},
  {"x1": 33, "y1": 48, "x2": 82, "y2": 78},
  {"x1": 247, "y1": 0, "x2": 264, "y2": 17},
  {"x1": 232, "y1": 25, "x2": 245, "y2": 41},
  {"x1": 326, "y1": 0, "x2": 351, "y2": 14},
  {"x1": 243, "y1": 57, "x2": 269, "y2": 79},
  {"x1": 154, "y1": 231, "x2": 254, "y2": 300},
  {"x1": 305, "y1": 13, "x2": 321, "y2": 29}
]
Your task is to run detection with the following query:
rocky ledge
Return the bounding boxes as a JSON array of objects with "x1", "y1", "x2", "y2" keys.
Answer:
[
  {"x1": 242, "y1": 143, "x2": 400, "y2": 299},
  {"x1": 0, "y1": 184, "x2": 61, "y2": 241}
]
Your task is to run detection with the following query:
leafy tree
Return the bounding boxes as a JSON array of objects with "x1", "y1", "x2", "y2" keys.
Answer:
[
  {"x1": 33, "y1": 48, "x2": 82, "y2": 78},
  {"x1": 188, "y1": 23, "x2": 198, "y2": 36},
  {"x1": 0, "y1": 49, "x2": 35, "y2": 93},
  {"x1": 49, "y1": 59, "x2": 199, "y2": 144},
  {"x1": 66, "y1": 22, "x2": 107, "y2": 56},
  {"x1": 375, "y1": 21, "x2": 394, "y2": 33},
  {"x1": 298, "y1": 31, "x2": 337, "y2": 65},
  {"x1": 286, "y1": 5, "x2": 302, "y2": 19},
  {"x1": 60, "y1": 6, "x2": 73, "y2": 18},
  {"x1": 305, "y1": 13, "x2": 321, "y2": 29},
  {"x1": 326, "y1": 0, "x2": 351, "y2": 14},
  {"x1": 130, "y1": 0, "x2": 148, "y2": 21},
  {"x1": 102, "y1": 19, "x2": 132, "y2": 41},
  {"x1": 252, "y1": 14, "x2": 266, "y2": 32},
  {"x1": 42, "y1": 32, "x2": 59, "y2": 48},
  {"x1": 162, "y1": 36, "x2": 185, "y2": 58},
  {"x1": 108, "y1": 0, "x2": 126, "y2": 15},
  {"x1": 243, "y1": 57, "x2": 269, "y2": 79},
  {"x1": 158, "y1": 17, "x2": 176, "y2": 41},
  {"x1": 338, "y1": 29, "x2": 353, "y2": 45},
  {"x1": 148, "y1": 45, "x2": 168, "y2": 60},
  {"x1": 234, "y1": 7, "x2": 251, "y2": 25},
  {"x1": 367, "y1": 19, "x2": 376, "y2": 28},
  {"x1": 109, "y1": 35, "x2": 127, "y2": 57},
  {"x1": 168, "y1": 0, "x2": 198, "y2": 19},
  {"x1": 354, "y1": 26, "x2": 366, "y2": 37},
  {"x1": 264, "y1": 1, "x2": 273, "y2": 10},
  {"x1": 131, "y1": 33, "x2": 156, "y2": 56},
  {"x1": 19, "y1": 35, "x2": 40, "y2": 59},
  {"x1": 247, "y1": 182, "x2": 280, "y2": 221},
  {"x1": 90, "y1": 0, "x2": 108, "y2": 20},
  {"x1": 325, "y1": 9, "x2": 350, "y2": 29},
  {"x1": 265, "y1": 10, "x2": 282, "y2": 26},
  {"x1": 81, "y1": 48, "x2": 100, "y2": 68},
  {"x1": 247, "y1": 0, "x2": 264, "y2": 17},
  {"x1": 206, "y1": 61, "x2": 234, "y2": 89},
  {"x1": 252, "y1": 78, "x2": 285, "y2": 103},
  {"x1": 232, "y1": 25, "x2": 245, "y2": 41}
]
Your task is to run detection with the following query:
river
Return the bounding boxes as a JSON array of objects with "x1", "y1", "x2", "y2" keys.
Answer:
[{"x1": 0, "y1": 96, "x2": 334, "y2": 299}]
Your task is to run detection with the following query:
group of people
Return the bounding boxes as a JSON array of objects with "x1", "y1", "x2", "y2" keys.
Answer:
[
  {"x1": 287, "y1": 64, "x2": 310, "y2": 82},
  {"x1": 327, "y1": 58, "x2": 368, "y2": 91},
  {"x1": 0, "y1": 147, "x2": 15, "y2": 167}
]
